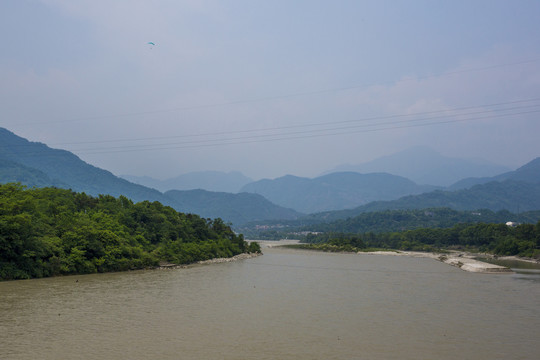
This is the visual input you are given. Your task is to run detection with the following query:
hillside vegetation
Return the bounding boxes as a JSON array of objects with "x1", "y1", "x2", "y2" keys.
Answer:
[
  {"x1": 304, "y1": 208, "x2": 540, "y2": 234},
  {"x1": 0, "y1": 128, "x2": 301, "y2": 226},
  {"x1": 300, "y1": 221, "x2": 540, "y2": 259},
  {"x1": 0, "y1": 183, "x2": 260, "y2": 280},
  {"x1": 241, "y1": 207, "x2": 540, "y2": 240}
]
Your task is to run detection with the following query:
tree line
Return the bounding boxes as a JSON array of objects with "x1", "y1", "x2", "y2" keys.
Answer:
[
  {"x1": 242, "y1": 208, "x2": 540, "y2": 241},
  {"x1": 0, "y1": 183, "x2": 260, "y2": 280},
  {"x1": 303, "y1": 208, "x2": 540, "y2": 234},
  {"x1": 302, "y1": 221, "x2": 540, "y2": 258}
]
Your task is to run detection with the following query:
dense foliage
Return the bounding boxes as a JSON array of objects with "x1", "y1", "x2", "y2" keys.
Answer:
[
  {"x1": 302, "y1": 221, "x2": 540, "y2": 259},
  {"x1": 289, "y1": 234, "x2": 367, "y2": 253},
  {"x1": 0, "y1": 184, "x2": 260, "y2": 280},
  {"x1": 241, "y1": 208, "x2": 540, "y2": 240},
  {"x1": 304, "y1": 208, "x2": 540, "y2": 234}
]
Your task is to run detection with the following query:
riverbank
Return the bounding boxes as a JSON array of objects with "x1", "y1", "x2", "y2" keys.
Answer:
[
  {"x1": 361, "y1": 251, "x2": 515, "y2": 273},
  {"x1": 253, "y1": 240, "x2": 538, "y2": 273},
  {"x1": 157, "y1": 252, "x2": 262, "y2": 270}
]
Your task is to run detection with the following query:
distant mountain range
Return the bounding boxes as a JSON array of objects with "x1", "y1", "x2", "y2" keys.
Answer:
[
  {"x1": 0, "y1": 128, "x2": 300, "y2": 226},
  {"x1": 326, "y1": 146, "x2": 512, "y2": 186},
  {"x1": 448, "y1": 157, "x2": 540, "y2": 190},
  {"x1": 0, "y1": 128, "x2": 169, "y2": 204},
  {"x1": 122, "y1": 171, "x2": 253, "y2": 193},
  {"x1": 305, "y1": 158, "x2": 540, "y2": 222},
  {"x1": 240, "y1": 172, "x2": 437, "y2": 213},
  {"x1": 2, "y1": 127, "x2": 539, "y2": 229},
  {"x1": 165, "y1": 189, "x2": 301, "y2": 225}
]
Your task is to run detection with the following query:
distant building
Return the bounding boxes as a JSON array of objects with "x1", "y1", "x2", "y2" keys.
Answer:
[{"x1": 506, "y1": 221, "x2": 518, "y2": 227}]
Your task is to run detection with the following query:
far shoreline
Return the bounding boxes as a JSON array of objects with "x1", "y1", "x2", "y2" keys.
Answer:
[
  {"x1": 255, "y1": 239, "x2": 539, "y2": 274},
  {"x1": 359, "y1": 250, "x2": 515, "y2": 274},
  {"x1": 157, "y1": 252, "x2": 262, "y2": 270}
]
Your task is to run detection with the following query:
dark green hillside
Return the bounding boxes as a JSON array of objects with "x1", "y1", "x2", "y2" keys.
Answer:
[
  {"x1": 301, "y1": 221, "x2": 540, "y2": 259},
  {"x1": 0, "y1": 128, "x2": 172, "y2": 204},
  {"x1": 304, "y1": 179, "x2": 540, "y2": 223},
  {"x1": 241, "y1": 207, "x2": 540, "y2": 240},
  {"x1": 357, "y1": 181, "x2": 540, "y2": 213},
  {"x1": 0, "y1": 128, "x2": 305, "y2": 226},
  {"x1": 0, "y1": 184, "x2": 260, "y2": 280},
  {"x1": 0, "y1": 158, "x2": 68, "y2": 188},
  {"x1": 304, "y1": 208, "x2": 540, "y2": 234},
  {"x1": 165, "y1": 189, "x2": 302, "y2": 226}
]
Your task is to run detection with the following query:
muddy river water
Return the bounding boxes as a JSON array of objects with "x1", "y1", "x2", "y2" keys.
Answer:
[{"x1": 1, "y1": 244, "x2": 539, "y2": 359}]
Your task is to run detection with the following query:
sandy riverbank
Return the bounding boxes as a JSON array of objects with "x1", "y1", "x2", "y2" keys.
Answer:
[
  {"x1": 252, "y1": 240, "x2": 540, "y2": 273},
  {"x1": 256, "y1": 240, "x2": 521, "y2": 273},
  {"x1": 361, "y1": 250, "x2": 515, "y2": 273}
]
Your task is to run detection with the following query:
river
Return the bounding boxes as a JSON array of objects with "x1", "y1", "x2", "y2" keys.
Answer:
[{"x1": 1, "y1": 243, "x2": 539, "y2": 359}]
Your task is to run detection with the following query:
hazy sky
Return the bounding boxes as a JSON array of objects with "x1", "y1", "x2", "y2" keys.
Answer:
[{"x1": 2, "y1": 0, "x2": 540, "y2": 180}]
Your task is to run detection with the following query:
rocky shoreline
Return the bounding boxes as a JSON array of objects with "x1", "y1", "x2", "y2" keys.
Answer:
[{"x1": 157, "y1": 252, "x2": 262, "y2": 270}]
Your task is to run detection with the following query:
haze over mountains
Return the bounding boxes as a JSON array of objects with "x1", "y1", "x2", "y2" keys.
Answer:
[
  {"x1": 0, "y1": 128, "x2": 299, "y2": 225},
  {"x1": 306, "y1": 159, "x2": 540, "y2": 222},
  {"x1": 0, "y1": 128, "x2": 168, "y2": 204},
  {"x1": 327, "y1": 146, "x2": 512, "y2": 186},
  {"x1": 240, "y1": 172, "x2": 437, "y2": 213},
  {"x1": 2, "y1": 127, "x2": 539, "y2": 228},
  {"x1": 122, "y1": 171, "x2": 253, "y2": 193}
]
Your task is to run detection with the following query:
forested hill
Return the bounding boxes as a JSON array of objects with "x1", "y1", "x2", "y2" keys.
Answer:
[
  {"x1": 165, "y1": 189, "x2": 302, "y2": 226},
  {"x1": 357, "y1": 180, "x2": 540, "y2": 213},
  {"x1": 303, "y1": 208, "x2": 540, "y2": 234},
  {"x1": 0, "y1": 128, "x2": 301, "y2": 226},
  {"x1": 449, "y1": 157, "x2": 540, "y2": 190},
  {"x1": 0, "y1": 158, "x2": 68, "y2": 188},
  {"x1": 304, "y1": 178, "x2": 540, "y2": 223},
  {"x1": 0, "y1": 128, "x2": 172, "y2": 204},
  {"x1": 301, "y1": 221, "x2": 540, "y2": 259},
  {"x1": 0, "y1": 184, "x2": 260, "y2": 280}
]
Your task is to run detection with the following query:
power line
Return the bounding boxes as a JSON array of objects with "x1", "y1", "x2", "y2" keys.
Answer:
[
  {"x1": 65, "y1": 104, "x2": 540, "y2": 153},
  {"x1": 2, "y1": 101, "x2": 538, "y2": 156},
  {"x1": 7, "y1": 97, "x2": 537, "y2": 149},
  {"x1": 74, "y1": 108, "x2": 540, "y2": 155},
  {"x1": 0, "y1": 98, "x2": 540, "y2": 150},
  {"x1": 7, "y1": 58, "x2": 540, "y2": 127}
]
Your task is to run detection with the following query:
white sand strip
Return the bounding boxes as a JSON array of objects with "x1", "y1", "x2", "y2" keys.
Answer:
[{"x1": 361, "y1": 251, "x2": 513, "y2": 273}]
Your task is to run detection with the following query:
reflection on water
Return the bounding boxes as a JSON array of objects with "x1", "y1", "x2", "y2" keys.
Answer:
[
  {"x1": 475, "y1": 257, "x2": 540, "y2": 281},
  {"x1": 511, "y1": 272, "x2": 540, "y2": 284},
  {"x1": 1, "y1": 246, "x2": 539, "y2": 360}
]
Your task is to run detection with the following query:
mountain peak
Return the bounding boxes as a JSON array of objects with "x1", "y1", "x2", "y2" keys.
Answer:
[
  {"x1": 325, "y1": 146, "x2": 511, "y2": 186},
  {"x1": 504, "y1": 157, "x2": 540, "y2": 183}
]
